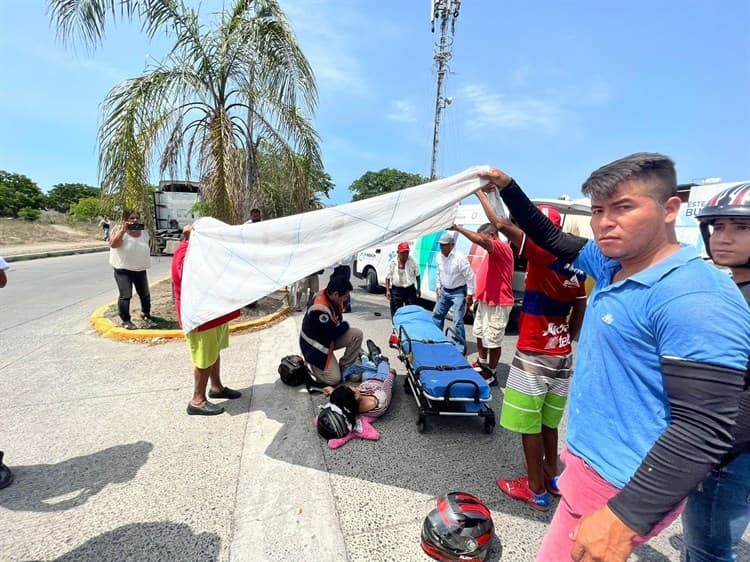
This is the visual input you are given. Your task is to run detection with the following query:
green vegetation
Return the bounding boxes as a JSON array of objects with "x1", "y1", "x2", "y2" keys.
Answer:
[
  {"x1": 48, "y1": 0, "x2": 322, "y2": 225},
  {"x1": 349, "y1": 169, "x2": 429, "y2": 201},
  {"x1": 0, "y1": 171, "x2": 46, "y2": 218},
  {"x1": 257, "y1": 142, "x2": 334, "y2": 217},
  {"x1": 46, "y1": 183, "x2": 100, "y2": 213},
  {"x1": 70, "y1": 197, "x2": 105, "y2": 222}
]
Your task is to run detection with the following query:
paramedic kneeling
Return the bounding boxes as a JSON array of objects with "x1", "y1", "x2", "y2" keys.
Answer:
[{"x1": 300, "y1": 276, "x2": 363, "y2": 385}]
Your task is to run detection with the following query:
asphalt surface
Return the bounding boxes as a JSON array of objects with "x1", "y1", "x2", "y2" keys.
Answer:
[{"x1": 0, "y1": 253, "x2": 747, "y2": 561}]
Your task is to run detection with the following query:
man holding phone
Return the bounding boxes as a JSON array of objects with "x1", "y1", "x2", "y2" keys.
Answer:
[{"x1": 108, "y1": 210, "x2": 152, "y2": 330}]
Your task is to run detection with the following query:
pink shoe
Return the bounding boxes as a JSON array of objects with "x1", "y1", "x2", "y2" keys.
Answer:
[{"x1": 496, "y1": 476, "x2": 550, "y2": 511}]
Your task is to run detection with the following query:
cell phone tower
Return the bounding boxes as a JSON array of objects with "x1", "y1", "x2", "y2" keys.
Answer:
[{"x1": 429, "y1": 0, "x2": 461, "y2": 180}]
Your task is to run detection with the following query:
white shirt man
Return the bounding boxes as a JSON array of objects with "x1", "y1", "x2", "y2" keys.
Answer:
[{"x1": 432, "y1": 232, "x2": 475, "y2": 350}]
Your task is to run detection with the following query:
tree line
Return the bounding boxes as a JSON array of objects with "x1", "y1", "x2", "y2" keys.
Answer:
[
  {"x1": 0, "y1": 164, "x2": 429, "y2": 223},
  {"x1": 0, "y1": 171, "x2": 100, "y2": 221}
]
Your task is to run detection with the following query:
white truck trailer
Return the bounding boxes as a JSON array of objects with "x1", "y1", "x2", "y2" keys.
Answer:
[{"x1": 152, "y1": 180, "x2": 200, "y2": 254}]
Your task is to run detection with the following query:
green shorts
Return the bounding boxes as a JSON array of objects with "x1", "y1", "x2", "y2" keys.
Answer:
[
  {"x1": 499, "y1": 349, "x2": 572, "y2": 434},
  {"x1": 185, "y1": 323, "x2": 230, "y2": 369}
]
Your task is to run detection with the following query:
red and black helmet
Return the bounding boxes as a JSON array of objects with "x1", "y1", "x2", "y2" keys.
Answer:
[
  {"x1": 421, "y1": 492, "x2": 495, "y2": 562},
  {"x1": 696, "y1": 183, "x2": 750, "y2": 262}
]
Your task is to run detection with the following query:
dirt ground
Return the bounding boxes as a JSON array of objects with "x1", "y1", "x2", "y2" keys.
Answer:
[
  {"x1": 0, "y1": 215, "x2": 101, "y2": 246},
  {"x1": 102, "y1": 277, "x2": 288, "y2": 330}
]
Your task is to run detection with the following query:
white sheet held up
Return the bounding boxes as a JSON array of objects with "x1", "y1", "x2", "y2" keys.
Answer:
[{"x1": 181, "y1": 166, "x2": 490, "y2": 333}]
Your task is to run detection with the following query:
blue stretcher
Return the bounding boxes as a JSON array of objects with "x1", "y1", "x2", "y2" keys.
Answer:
[{"x1": 392, "y1": 305, "x2": 496, "y2": 434}]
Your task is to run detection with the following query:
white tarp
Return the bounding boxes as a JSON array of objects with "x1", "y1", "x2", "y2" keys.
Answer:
[{"x1": 181, "y1": 166, "x2": 490, "y2": 333}]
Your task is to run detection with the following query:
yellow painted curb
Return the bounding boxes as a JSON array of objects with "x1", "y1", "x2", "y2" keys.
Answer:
[{"x1": 90, "y1": 276, "x2": 291, "y2": 342}]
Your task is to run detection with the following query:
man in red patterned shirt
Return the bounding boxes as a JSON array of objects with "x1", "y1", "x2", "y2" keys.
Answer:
[{"x1": 477, "y1": 190, "x2": 587, "y2": 512}]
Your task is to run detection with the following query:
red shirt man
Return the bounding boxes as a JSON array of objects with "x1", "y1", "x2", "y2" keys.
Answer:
[{"x1": 172, "y1": 227, "x2": 242, "y2": 416}]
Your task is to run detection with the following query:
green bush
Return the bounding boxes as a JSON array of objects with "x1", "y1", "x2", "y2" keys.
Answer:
[
  {"x1": 70, "y1": 197, "x2": 103, "y2": 222},
  {"x1": 18, "y1": 207, "x2": 41, "y2": 221}
]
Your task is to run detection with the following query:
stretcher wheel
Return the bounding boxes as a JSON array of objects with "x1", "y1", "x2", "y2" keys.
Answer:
[
  {"x1": 484, "y1": 417, "x2": 495, "y2": 434},
  {"x1": 417, "y1": 414, "x2": 428, "y2": 433}
]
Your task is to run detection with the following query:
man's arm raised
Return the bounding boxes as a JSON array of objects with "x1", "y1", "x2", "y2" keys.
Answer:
[
  {"x1": 476, "y1": 190, "x2": 524, "y2": 248},
  {"x1": 477, "y1": 168, "x2": 587, "y2": 263},
  {"x1": 448, "y1": 223, "x2": 492, "y2": 252}
]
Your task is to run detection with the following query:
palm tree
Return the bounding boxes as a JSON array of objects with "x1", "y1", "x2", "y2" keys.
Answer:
[
  {"x1": 256, "y1": 141, "x2": 333, "y2": 216},
  {"x1": 48, "y1": 0, "x2": 320, "y2": 224}
]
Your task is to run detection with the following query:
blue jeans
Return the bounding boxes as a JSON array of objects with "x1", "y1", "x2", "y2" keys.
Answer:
[
  {"x1": 682, "y1": 452, "x2": 750, "y2": 561},
  {"x1": 432, "y1": 286, "x2": 467, "y2": 348}
]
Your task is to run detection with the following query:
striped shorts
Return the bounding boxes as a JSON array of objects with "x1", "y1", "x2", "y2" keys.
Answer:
[{"x1": 500, "y1": 349, "x2": 573, "y2": 434}]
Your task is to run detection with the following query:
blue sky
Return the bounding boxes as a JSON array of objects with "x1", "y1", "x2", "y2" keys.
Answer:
[{"x1": 1, "y1": 1, "x2": 748, "y2": 206}]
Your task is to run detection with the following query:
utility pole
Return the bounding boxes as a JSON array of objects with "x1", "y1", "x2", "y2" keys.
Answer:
[{"x1": 430, "y1": 0, "x2": 460, "y2": 180}]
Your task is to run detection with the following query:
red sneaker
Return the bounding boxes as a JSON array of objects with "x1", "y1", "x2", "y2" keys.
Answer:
[{"x1": 496, "y1": 476, "x2": 550, "y2": 511}]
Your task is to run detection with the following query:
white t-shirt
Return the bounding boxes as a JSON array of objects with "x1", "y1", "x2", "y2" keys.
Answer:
[
  {"x1": 386, "y1": 256, "x2": 419, "y2": 288},
  {"x1": 109, "y1": 229, "x2": 151, "y2": 271},
  {"x1": 436, "y1": 249, "x2": 475, "y2": 295}
]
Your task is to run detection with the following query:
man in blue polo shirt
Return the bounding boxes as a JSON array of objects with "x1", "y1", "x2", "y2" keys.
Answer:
[{"x1": 479, "y1": 153, "x2": 750, "y2": 562}]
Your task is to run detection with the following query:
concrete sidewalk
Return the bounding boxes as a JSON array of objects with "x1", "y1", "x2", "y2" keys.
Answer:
[
  {"x1": 0, "y1": 306, "x2": 348, "y2": 561},
  {"x1": 0, "y1": 284, "x2": 736, "y2": 561}
]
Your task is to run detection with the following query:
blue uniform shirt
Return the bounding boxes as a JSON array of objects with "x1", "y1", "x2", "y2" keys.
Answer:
[{"x1": 568, "y1": 241, "x2": 750, "y2": 487}]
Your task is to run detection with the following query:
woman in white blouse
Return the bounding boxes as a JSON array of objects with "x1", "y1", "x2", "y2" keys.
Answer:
[{"x1": 109, "y1": 210, "x2": 151, "y2": 330}]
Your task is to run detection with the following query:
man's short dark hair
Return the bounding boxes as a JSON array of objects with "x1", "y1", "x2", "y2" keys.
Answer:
[
  {"x1": 477, "y1": 223, "x2": 497, "y2": 235},
  {"x1": 582, "y1": 152, "x2": 677, "y2": 202},
  {"x1": 326, "y1": 276, "x2": 353, "y2": 296}
]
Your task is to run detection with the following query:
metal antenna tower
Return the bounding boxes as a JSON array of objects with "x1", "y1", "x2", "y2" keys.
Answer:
[{"x1": 429, "y1": 0, "x2": 460, "y2": 180}]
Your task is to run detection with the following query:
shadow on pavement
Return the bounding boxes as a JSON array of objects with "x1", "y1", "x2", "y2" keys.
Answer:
[
  {"x1": 252, "y1": 374, "x2": 556, "y2": 527},
  {"x1": 51, "y1": 522, "x2": 221, "y2": 562},
  {"x1": 0, "y1": 441, "x2": 153, "y2": 512}
]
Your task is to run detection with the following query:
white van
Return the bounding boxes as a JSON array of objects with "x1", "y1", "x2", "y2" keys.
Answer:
[{"x1": 353, "y1": 199, "x2": 592, "y2": 307}]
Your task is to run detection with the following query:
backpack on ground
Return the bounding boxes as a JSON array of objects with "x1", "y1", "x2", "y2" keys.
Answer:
[{"x1": 278, "y1": 355, "x2": 327, "y2": 392}]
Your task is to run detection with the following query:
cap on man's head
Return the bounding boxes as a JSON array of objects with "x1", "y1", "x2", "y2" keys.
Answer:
[
  {"x1": 397, "y1": 242, "x2": 410, "y2": 253},
  {"x1": 537, "y1": 205, "x2": 562, "y2": 228},
  {"x1": 438, "y1": 232, "x2": 454, "y2": 245}
]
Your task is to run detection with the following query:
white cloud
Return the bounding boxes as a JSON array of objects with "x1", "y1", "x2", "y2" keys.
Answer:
[
  {"x1": 460, "y1": 84, "x2": 563, "y2": 132},
  {"x1": 387, "y1": 99, "x2": 418, "y2": 122}
]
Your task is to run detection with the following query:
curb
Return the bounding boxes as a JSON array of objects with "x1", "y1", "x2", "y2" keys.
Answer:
[
  {"x1": 90, "y1": 276, "x2": 292, "y2": 342},
  {"x1": 4, "y1": 245, "x2": 109, "y2": 262}
]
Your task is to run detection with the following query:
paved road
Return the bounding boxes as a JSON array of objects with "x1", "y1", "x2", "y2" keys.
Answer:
[
  {"x1": 0, "y1": 261, "x2": 733, "y2": 561},
  {"x1": 0, "y1": 252, "x2": 173, "y2": 333}
]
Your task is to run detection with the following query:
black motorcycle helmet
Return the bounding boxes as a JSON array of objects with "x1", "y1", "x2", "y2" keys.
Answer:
[
  {"x1": 421, "y1": 492, "x2": 495, "y2": 562},
  {"x1": 316, "y1": 405, "x2": 352, "y2": 440},
  {"x1": 696, "y1": 182, "x2": 750, "y2": 264}
]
